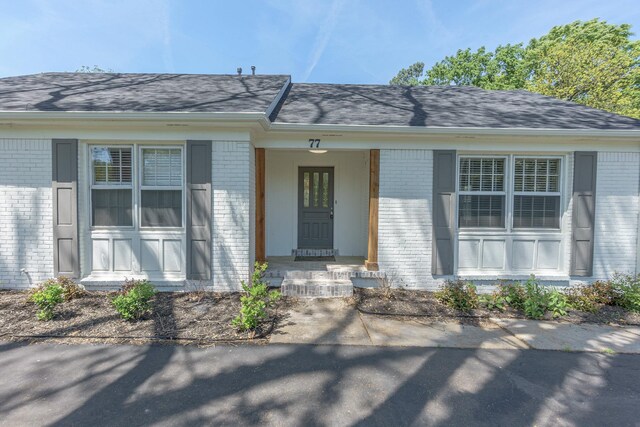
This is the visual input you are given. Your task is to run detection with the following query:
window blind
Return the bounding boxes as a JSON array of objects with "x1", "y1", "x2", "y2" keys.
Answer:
[{"x1": 142, "y1": 148, "x2": 182, "y2": 187}]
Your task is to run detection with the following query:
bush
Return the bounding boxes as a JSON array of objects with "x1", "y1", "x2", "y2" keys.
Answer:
[
  {"x1": 546, "y1": 288, "x2": 569, "y2": 318},
  {"x1": 497, "y1": 282, "x2": 526, "y2": 310},
  {"x1": 610, "y1": 273, "x2": 640, "y2": 313},
  {"x1": 523, "y1": 277, "x2": 548, "y2": 319},
  {"x1": 479, "y1": 292, "x2": 506, "y2": 312},
  {"x1": 37, "y1": 276, "x2": 86, "y2": 301},
  {"x1": 232, "y1": 262, "x2": 281, "y2": 331},
  {"x1": 565, "y1": 286, "x2": 598, "y2": 313},
  {"x1": 435, "y1": 280, "x2": 478, "y2": 313},
  {"x1": 29, "y1": 284, "x2": 64, "y2": 320},
  {"x1": 112, "y1": 280, "x2": 157, "y2": 321},
  {"x1": 566, "y1": 280, "x2": 616, "y2": 312}
]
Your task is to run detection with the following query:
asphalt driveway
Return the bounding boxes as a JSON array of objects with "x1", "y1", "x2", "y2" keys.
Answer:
[{"x1": 0, "y1": 342, "x2": 639, "y2": 426}]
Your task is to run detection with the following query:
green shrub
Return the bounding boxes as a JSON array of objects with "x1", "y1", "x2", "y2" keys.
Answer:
[
  {"x1": 546, "y1": 288, "x2": 569, "y2": 318},
  {"x1": 112, "y1": 280, "x2": 156, "y2": 321},
  {"x1": 233, "y1": 262, "x2": 281, "y2": 331},
  {"x1": 497, "y1": 282, "x2": 526, "y2": 310},
  {"x1": 29, "y1": 284, "x2": 64, "y2": 320},
  {"x1": 435, "y1": 280, "x2": 478, "y2": 313},
  {"x1": 38, "y1": 276, "x2": 85, "y2": 301},
  {"x1": 589, "y1": 280, "x2": 617, "y2": 305},
  {"x1": 610, "y1": 273, "x2": 640, "y2": 313},
  {"x1": 479, "y1": 292, "x2": 506, "y2": 312},
  {"x1": 523, "y1": 277, "x2": 547, "y2": 319},
  {"x1": 565, "y1": 287, "x2": 598, "y2": 313},
  {"x1": 567, "y1": 280, "x2": 617, "y2": 312}
]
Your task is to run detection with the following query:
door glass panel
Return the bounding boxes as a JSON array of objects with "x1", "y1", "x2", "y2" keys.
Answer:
[
  {"x1": 313, "y1": 172, "x2": 320, "y2": 207},
  {"x1": 303, "y1": 172, "x2": 310, "y2": 207},
  {"x1": 322, "y1": 172, "x2": 329, "y2": 208}
]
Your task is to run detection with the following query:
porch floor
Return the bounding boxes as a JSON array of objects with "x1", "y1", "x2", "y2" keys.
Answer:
[{"x1": 266, "y1": 256, "x2": 367, "y2": 274}]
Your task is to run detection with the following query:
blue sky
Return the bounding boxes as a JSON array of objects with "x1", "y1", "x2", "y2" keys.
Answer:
[{"x1": 1, "y1": 0, "x2": 639, "y2": 83}]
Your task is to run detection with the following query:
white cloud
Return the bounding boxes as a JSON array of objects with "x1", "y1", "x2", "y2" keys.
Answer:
[
  {"x1": 159, "y1": 0, "x2": 175, "y2": 72},
  {"x1": 301, "y1": 0, "x2": 345, "y2": 81}
]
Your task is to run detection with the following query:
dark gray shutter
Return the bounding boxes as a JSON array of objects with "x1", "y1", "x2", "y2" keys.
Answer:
[
  {"x1": 186, "y1": 140, "x2": 212, "y2": 280},
  {"x1": 571, "y1": 151, "x2": 597, "y2": 276},
  {"x1": 52, "y1": 139, "x2": 79, "y2": 278},
  {"x1": 432, "y1": 150, "x2": 456, "y2": 275}
]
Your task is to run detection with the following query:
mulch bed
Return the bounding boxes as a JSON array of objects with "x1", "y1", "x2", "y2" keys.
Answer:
[
  {"x1": 0, "y1": 290, "x2": 296, "y2": 346},
  {"x1": 352, "y1": 288, "x2": 640, "y2": 325}
]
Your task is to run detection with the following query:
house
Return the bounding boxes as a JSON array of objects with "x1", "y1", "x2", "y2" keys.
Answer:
[{"x1": 0, "y1": 72, "x2": 638, "y2": 293}]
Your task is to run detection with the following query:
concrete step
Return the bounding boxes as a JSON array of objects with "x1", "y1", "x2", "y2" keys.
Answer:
[
  {"x1": 266, "y1": 269, "x2": 386, "y2": 280},
  {"x1": 284, "y1": 271, "x2": 335, "y2": 280},
  {"x1": 281, "y1": 279, "x2": 353, "y2": 298}
]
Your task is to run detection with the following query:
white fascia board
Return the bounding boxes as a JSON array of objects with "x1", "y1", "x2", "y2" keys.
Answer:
[
  {"x1": 0, "y1": 110, "x2": 267, "y2": 123},
  {"x1": 269, "y1": 122, "x2": 640, "y2": 139}
]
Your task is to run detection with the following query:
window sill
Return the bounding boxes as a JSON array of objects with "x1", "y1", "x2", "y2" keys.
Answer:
[
  {"x1": 456, "y1": 272, "x2": 570, "y2": 282},
  {"x1": 458, "y1": 229, "x2": 562, "y2": 235}
]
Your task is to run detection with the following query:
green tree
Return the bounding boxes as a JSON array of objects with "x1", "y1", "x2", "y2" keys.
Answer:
[
  {"x1": 389, "y1": 62, "x2": 425, "y2": 85},
  {"x1": 75, "y1": 65, "x2": 114, "y2": 73},
  {"x1": 526, "y1": 20, "x2": 640, "y2": 118},
  {"x1": 391, "y1": 19, "x2": 640, "y2": 119},
  {"x1": 422, "y1": 44, "x2": 527, "y2": 90}
]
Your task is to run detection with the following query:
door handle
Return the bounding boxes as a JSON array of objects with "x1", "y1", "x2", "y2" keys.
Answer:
[{"x1": 330, "y1": 208, "x2": 334, "y2": 220}]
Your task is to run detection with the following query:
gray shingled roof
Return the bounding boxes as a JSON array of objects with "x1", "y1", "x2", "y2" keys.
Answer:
[
  {"x1": 270, "y1": 83, "x2": 640, "y2": 130},
  {"x1": 0, "y1": 73, "x2": 638, "y2": 130},
  {"x1": 0, "y1": 72, "x2": 290, "y2": 113}
]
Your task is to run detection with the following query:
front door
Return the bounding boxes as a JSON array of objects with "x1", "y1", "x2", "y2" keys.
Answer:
[{"x1": 298, "y1": 167, "x2": 334, "y2": 249}]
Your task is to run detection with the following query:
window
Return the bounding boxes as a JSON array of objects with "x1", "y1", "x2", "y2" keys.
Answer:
[
  {"x1": 457, "y1": 156, "x2": 562, "y2": 230},
  {"x1": 140, "y1": 148, "x2": 183, "y2": 227},
  {"x1": 90, "y1": 145, "x2": 184, "y2": 228},
  {"x1": 91, "y1": 147, "x2": 133, "y2": 226},
  {"x1": 458, "y1": 158, "x2": 506, "y2": 228},
  {"x1": 513, "y1": 158, "x2": 561, "y2": 229},
  {"x1": 302, "y1": 170, "x2": 331, "y2": 208}
]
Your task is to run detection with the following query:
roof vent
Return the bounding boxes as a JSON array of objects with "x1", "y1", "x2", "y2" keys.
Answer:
[
  {"x1": 236, "y1": 67, "x2": 242, "y2": 76},
  {"x1": 251, "y1": 65, "x2": 256, "y2": 75}
]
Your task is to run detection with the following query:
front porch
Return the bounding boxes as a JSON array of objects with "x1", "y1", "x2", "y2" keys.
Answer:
[{"x1": 255, "y1": 148, "x2": 382, "y2": 279}]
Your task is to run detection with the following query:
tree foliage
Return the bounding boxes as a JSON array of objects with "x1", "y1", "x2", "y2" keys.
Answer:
[
  {"x1": 75, "y1": 65, "x2": 114, "y2": 73},
  {"x1": 391, "y1": 19, "x2": 640, "y2": 118}
]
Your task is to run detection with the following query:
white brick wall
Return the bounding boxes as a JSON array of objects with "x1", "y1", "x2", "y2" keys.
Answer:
[
  {"x1": 0, "y1": 139, "x2": 53, "y2": 288},
  {"x1": 592, "y1": 152, "x2": 640, "y2": 279},
  {"x1": 378, "y1": 149, "x2": 438, "y2": 289},
  {"x1": 212, "y1": 141, "x2": 252, "y2": 290}
]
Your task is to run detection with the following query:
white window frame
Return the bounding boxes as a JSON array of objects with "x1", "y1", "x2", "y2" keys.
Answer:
[
  {"x1": 457, "y1": 155, "x2": 509, "y2": 231},
  {"x1": 89, "y1": 145, "x2": 135, "y2": 229},
  {"x1": 511, "y1": 155, "x2": 563, "y2": 231},
  {"x1": 89, "y1": 143, "x2": 186, "y2": 231},
  {"x1": 457, "y1": 154, "x2": 564, "y2": 234},
  {"x1": 138, "y1": 145, "x2": 185, "y2": 229}
]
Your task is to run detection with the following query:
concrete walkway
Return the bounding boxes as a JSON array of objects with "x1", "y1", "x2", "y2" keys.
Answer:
[{"x1": 271, "y1": 299, "x2": 640, "y2": 353}]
